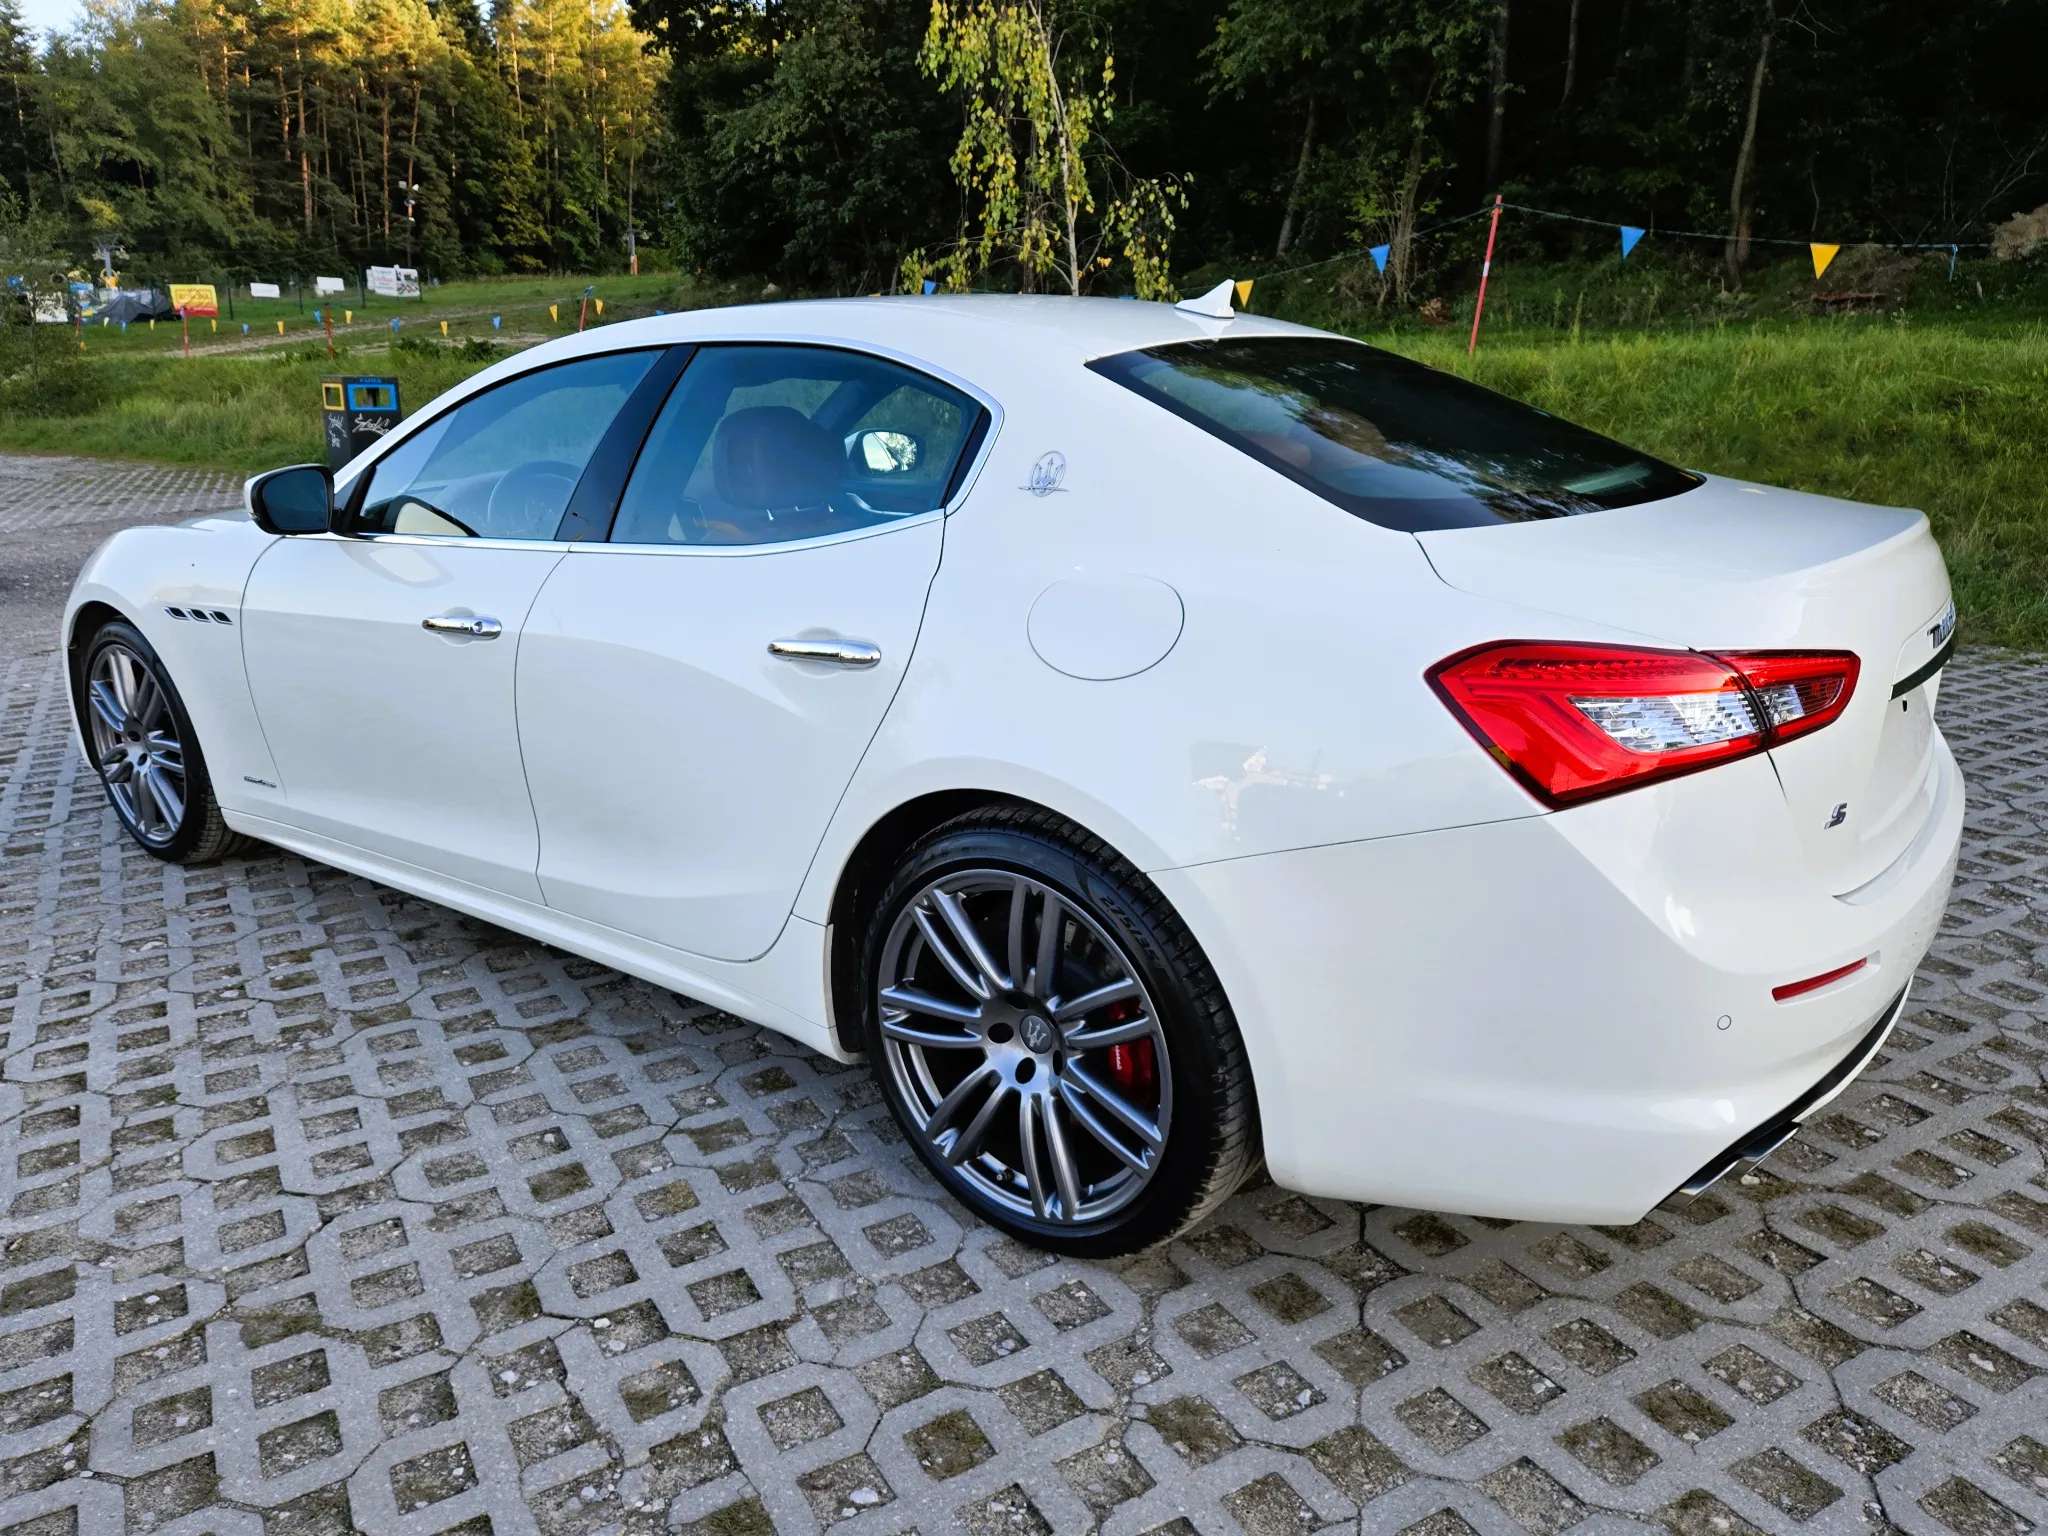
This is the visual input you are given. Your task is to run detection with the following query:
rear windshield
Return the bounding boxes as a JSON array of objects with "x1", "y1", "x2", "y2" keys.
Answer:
[{"x1": 1088, "y1": 336, "x2": 1700, "y2": 531}]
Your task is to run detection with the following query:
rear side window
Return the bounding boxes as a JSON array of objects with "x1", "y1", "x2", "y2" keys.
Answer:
[
  {"x1": 1088, "y1": 336, "x2": 1699, "y2": 532},
  {"x1": 610, "y1": 344, "x2": 986, "y2": 547}
]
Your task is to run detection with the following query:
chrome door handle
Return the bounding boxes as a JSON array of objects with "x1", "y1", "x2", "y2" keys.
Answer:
[
  {"x1": 768, "y1": 637, "x2": 882, "y2": 668},
  {"x1": 422, "y1": 615, "x2": 503, "y2": 639}
]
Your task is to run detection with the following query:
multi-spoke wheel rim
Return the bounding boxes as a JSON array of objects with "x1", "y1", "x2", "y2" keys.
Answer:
[
  {"x1": 878, "y1": 869, "x2": 1173, "y2": 1226},
  {"x1": 85, "y1": 644, "x2": 187, "y2": 846}
]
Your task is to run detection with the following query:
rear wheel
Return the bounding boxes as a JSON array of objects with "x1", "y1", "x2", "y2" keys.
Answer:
[
  {"x1": 77, "y1": 619, "x2": 249, "y2": 865},
  {"x1": 859, "y1": 807, "x2": 1257, "y2": 1256}
]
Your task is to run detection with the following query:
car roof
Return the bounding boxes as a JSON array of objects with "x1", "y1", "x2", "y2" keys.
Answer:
[{"x1": 541, "y1": 294, "x2": 1326, "y2": 377}]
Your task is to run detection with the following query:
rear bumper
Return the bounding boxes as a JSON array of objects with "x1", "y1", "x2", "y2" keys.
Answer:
[
  {"x1": 1667, "y1": 983, "x2": 1907, "y2": 1205},
  {"x1": 1153, "y1": 730, "x2": 1964, "y2": 1224}
]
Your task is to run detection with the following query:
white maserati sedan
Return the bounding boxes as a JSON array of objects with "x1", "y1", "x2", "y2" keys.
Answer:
[{"x1": 64, "y1": 296, "x2": 1963, "y2": 1255}]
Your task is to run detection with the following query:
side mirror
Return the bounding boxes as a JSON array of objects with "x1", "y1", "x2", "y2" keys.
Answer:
[
  {"x1": 247, "y1": 464, "x2": 334, "y2": 535},
  {"x1": 848, "y1": 428, "x2": 922, "y2": 474}
]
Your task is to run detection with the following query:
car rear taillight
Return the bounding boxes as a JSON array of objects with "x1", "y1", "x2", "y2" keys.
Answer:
[{"x1": 1428, "y1": 641, "x2": 1859, "y2": 808}]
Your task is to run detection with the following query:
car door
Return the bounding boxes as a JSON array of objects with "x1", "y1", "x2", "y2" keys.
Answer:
[
  {"x1": 518, "y1": 343, "x2": 992, "y2": 961},
  {"x1": 240, "y1": 347, "x2": 677, "y2": 900}
]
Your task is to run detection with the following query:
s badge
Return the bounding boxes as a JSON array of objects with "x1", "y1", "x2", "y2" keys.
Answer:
[{"x1": 1825, "y1": 802, "x2": 1848, "y2": 829}]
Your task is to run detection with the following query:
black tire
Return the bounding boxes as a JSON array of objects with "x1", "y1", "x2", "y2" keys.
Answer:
[
  {"x1": 74, "y1": 618, "x2": 252, "y2": 865},
  {"x1": 857, "y1": 805, "x2": 1259, "y2": 1257}
]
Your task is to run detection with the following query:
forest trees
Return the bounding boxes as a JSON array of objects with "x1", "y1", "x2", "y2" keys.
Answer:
[
  {"x1": 2, "y1": 0, "x2": 2044, "y2": 294},
  {"x1": 0, "y1": 0, "x2": 662, "y2": 278}
]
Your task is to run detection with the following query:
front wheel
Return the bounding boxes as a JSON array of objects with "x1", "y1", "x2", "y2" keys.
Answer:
[
  {"x1": 858, "y1": 807, "x2": 1259, "y2": 1257},
  {"x1": 76, "y1": 619, "x2": 250, "y2": 865}
]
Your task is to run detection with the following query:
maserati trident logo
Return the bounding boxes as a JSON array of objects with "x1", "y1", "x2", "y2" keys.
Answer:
[
  {"x1": 1023, "y1": 451, "x2": 1067, "y2": 496},
  {"x1": 1020, "y1": 1015, "x2": 1055, "y2": 1053}
]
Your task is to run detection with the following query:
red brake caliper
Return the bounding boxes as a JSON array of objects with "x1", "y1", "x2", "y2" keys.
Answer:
[{"x1": 1101, "y1": 1000, "x2": 1156, "y2": 1103}]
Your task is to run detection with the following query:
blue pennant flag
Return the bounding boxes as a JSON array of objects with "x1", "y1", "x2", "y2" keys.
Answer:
[
  {"x1": 922, "y1": 279, "x2": 937, "y2": 295},
  {"x1": 1369, "y1": 244, "x2": 1392, "y2": 274},
  {"x1": 391, "y1": 318, "x2": 400, "y2": 333},
  {"x1": 240, "y1": 323, "x2": 247, "y2": 335},
  {"x1": 1619, "y1": 225, "x2": 1646, "y2": 259},
  {"x1": 492, "y1": 315, "x2": 502, "y2": 329}
]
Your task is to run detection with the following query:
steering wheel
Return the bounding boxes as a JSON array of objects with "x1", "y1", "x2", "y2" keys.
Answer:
[{"x1": 485, "y1": 459, "x2": 581, "y2": 539}]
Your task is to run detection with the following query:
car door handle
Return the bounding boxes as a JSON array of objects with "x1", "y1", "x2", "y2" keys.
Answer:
[
  {"x1": 422, "y1": 615, "x2": 503, "y2": 639},
  {"x1": 768, "y1": 637, "x2": 882, "y2": 668}
]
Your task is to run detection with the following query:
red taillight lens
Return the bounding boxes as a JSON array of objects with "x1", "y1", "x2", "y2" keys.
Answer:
[
  {"x1": 1715, "y1": 649, "x2": 1861, "y2": 745},
  {"x1": 1428, "y1": 641, "x2": 1859, "y2": 808}
]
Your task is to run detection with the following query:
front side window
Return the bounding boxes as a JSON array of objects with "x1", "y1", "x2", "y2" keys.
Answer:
[
  {"x1": 352, "y1": 350, "x2": 660, "y2": 540},
  {"x1": 1089, "y1": 337, "x2": 1699, "y2": 532},
  {"x1": 610, "y1": 345, "x2": 984, "y2": 546}
]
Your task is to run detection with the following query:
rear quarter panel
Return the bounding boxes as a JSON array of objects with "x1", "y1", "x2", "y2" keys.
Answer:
[{"x1": 794, "y1": 365, "x2": 1554, "y2": 924}]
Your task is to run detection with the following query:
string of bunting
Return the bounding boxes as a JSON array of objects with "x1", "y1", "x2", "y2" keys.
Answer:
[{"x1": 1254, "y1": 201, "x2": 1988, "y2": 287}]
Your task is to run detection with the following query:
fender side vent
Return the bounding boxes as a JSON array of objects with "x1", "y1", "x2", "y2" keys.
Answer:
[
  {"x1": 210, "y1": 611, "x2": 234, "y2": 625},
  {"x1": 165, "y1": 607, "x2": 189, "y2": 620}
]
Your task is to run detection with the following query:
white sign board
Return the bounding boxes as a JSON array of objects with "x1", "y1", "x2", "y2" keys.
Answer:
[
  {"x1": 250, "y1": 281, "x2": 281, "y2": 299},
  {"x1": 33, "y1": 295, "x2": 67, "y2": 323},
  {"x1": 314, "y1": 275, "x2": 345, "y2": 294},
  {"x1": 367, "y1": 266, "x2": 421, "y2": 299}
]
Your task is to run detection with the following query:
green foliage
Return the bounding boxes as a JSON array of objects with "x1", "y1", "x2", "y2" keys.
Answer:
[{"x1": 4, "y1": 0, "x2": 661, "y2": 282}]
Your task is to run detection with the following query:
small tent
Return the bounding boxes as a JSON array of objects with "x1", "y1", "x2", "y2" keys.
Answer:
[{"x1": 99, "y1": 289, "x2": 176, "y2": 323}]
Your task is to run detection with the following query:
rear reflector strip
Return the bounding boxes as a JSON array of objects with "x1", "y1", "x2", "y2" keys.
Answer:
[{"x1": 1772, "y1": 957, "x2": 1867, "y2": 1002}]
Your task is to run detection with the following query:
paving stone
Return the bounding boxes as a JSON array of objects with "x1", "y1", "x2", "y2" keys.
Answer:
[
  {"x1": 2, "y1": 490, "x2": 2045, "y2": 1536},
  {"x1": 1727, "y1": 1448, "x2": 1842, "y2": 1522}
]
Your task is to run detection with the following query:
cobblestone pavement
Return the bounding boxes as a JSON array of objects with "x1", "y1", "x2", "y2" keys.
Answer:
[
  {"x1": 0, "y1": 492, "x2": 2044, "y2": 1536},
  {"x1": 0, "y1": 457, "x2": 242, "y2": 661}
]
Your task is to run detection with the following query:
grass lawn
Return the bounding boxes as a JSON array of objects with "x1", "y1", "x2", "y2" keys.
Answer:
[{"x1": 2, "y1": 268, "x2": 2042, "y2": 650}]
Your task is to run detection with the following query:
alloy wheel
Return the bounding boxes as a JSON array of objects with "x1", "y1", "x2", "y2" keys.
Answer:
[
  {"x1": 877, "y1": 869, "x2": 1173, "y2": 1226},
  {"x1": 85, "y1": 643, "x2": 187, "y2": 846}
]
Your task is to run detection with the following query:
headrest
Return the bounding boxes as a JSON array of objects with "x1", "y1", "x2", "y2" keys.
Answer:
[{"x1": 712, "y1": 406, "x2": 840, "y2": 512}]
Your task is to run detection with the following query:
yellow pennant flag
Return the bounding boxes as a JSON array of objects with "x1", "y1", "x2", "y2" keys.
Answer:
[
  {"x1": 440, "y1": 320, "x2": 448, "y2": 336},
  {"x1": 1811, "y1": 243, "x2": 1840, "y2": 279},
  {"x1": 149, "y1": 319, "x2": 155, "y2": 330},
  {"x1": 594, "y1": 298, "x2": 603, "y2": 316},
  {"x1": 276, "y1": 320, "x2": 285, "y2": 335},
  {"x1": 344, "y1": 309, "x2": 352, "y2": 324},
  {"x1": 550, "y1": 304, "x2": 559, "y2": 322},
  {"x1": 209, "y1": 319, "x2": 216, "y2": 332},
  {"x1": 1234, "y1": 279, "x2": 1254, "y2": 308}
]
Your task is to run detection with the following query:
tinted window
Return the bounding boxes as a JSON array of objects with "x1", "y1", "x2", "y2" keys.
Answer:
[
  {"x1": 1088, "y1": 337, "x2": 1699, "y2": 532},
  {"x1": 354, "y1": 350, "x2": 659, "y2": 540},
  {"x1": 611, "y1": 345, "x2": 983, "y2": 546}
]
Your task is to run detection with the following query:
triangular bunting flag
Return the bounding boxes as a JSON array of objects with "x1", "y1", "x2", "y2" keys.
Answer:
[
  {"x1": 1619, "y1": 225, "x2": 1645, "y2": 259},
  {"x1": 1369, "y1": 244, "x2": 1391, "y2": 273},
  {"x1": 1811, "y1": 243, "x2": 1839, "y2": 278},
  {"x1": 1233, "y1": 279, "x2": 1254, "y2": 307},
  {"x1": 922, "y1": 279, "x2": 937, "y2": 295}
]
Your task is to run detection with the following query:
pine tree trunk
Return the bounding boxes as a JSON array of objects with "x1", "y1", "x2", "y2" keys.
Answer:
[
  {"x1": 1484, "y1": 0, "x2": 1510, "y2": 194},
  {"x1": 1276, "y1": 94, "x2": 1316, "y2": 258},
  {"x1": 1561, "y1": 0, "x2": 1580, "y2": 106},
  {"x1": 1724, "y1": 0, "x2": 1774, "y2": 288}
]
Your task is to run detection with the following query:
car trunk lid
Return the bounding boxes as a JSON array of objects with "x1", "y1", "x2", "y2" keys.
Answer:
[{"x1": 1417, "y1": 476, "x2": 1954, "y2": 894}]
